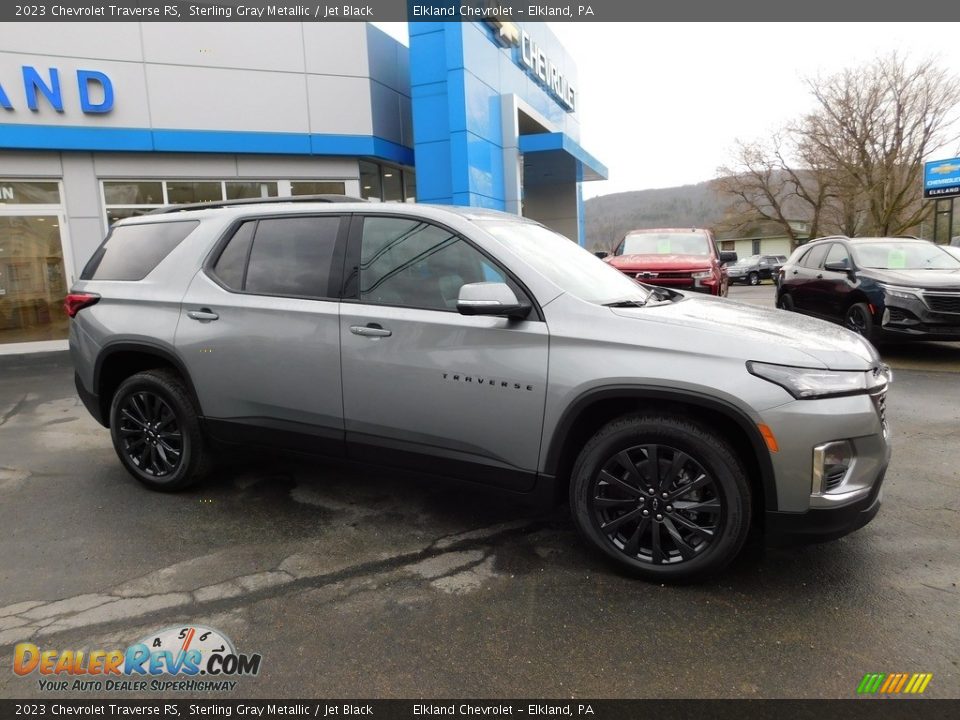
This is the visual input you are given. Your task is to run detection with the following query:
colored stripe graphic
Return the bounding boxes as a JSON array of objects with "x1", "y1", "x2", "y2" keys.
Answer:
[{"x1": 858, "y1": 672, "x2": 932, "y2": 694}]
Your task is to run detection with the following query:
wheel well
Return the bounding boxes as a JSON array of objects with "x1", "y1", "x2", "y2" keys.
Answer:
[
  {"x1": 549, "y1": 397, "x2": 768, "y2": 520},
  {"x1": 844, "y1": 291, "x2": 871, "y2": 313},
  {"x1": 96, "y1": 350, "x2": 186, "y2": 426}
]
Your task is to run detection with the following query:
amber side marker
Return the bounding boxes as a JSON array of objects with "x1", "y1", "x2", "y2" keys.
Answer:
[{"x1": 757, "y1": 423, "x2": 779, "y2": 452}]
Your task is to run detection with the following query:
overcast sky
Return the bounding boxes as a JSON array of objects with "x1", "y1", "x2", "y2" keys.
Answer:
[{"x1": 373, "y1": 22, "x2": 960, "y2": 199}]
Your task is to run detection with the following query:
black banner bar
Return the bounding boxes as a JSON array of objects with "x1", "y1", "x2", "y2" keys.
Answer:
[
  {"x1": 2, "y1": 0, "x2": 960, "y2": 22},
  {"x1": 3, "y1": 700, "x2": 960, "y2": 719}
]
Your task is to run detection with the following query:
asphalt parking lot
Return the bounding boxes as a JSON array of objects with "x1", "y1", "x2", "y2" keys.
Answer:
[{"x1": 1, "y1": 294, "x2": 958, "y2": 699}]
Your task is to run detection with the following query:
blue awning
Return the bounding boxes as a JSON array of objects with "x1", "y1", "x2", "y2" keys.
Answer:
[{"x1": 518, "y1": 132, "x2": 608, "y2": 185}]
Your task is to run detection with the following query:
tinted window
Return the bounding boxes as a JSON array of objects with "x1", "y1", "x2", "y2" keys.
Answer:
[
  {"x1": 212, "y1": 221, "x2": 255, "y2": 290},
  {"x1": 801, "y1": 244, "x2": 829, "y2": 269},
  {"x1": 359, "y1": 217, "x2": 506, "y2": 310},
  {"x1": 244, "y1": 216, "x2": 340, "y2": 298},
  {"x1": 81, "y1": 221, "x2": 198, "y2": 281},
  {"x1": 824, "y1": 243, "x2": 851, "y2": 269}
]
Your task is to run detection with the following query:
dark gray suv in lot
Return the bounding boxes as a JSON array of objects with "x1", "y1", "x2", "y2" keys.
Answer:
[{"x1": 66, "y1": 199, "x2": 891, "y2": 582}]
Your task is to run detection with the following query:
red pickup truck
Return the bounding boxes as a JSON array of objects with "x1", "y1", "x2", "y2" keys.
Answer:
[{"x1": 601, "y1": 227, "x2": 735, "y2": 297}]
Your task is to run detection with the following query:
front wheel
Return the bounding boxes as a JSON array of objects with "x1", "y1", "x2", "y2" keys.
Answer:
[
  {"x1": 776, "y1": 292, "x2": 795, "y2": 311},
  {"x1": 748, "y1": 272, "x2": 760, "y2": 286},
  {"x1": 845, "y1": 302, "x2": 874, "y2": 341},
  {"x1": 109, "y1": 369, "x2": 210, "y2": 491},
  {"x1": 570, "y1": 415, "x2": 751, "y2": 582}
]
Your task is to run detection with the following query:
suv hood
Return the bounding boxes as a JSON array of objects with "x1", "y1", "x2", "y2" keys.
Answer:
[
  {"x1": 608, "y1": 254, "x2": 713, "y2": 271},
  {"x1": 610, "y1": 294, "x2": 878, "y2": 370},
  {"x1": 864, "y1": 267, "x2": 960, "y2": 290}
]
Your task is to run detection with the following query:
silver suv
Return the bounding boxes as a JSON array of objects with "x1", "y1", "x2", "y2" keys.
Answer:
[{"x1": 67, "y1": 199, "x2": 891, "y2": 582}]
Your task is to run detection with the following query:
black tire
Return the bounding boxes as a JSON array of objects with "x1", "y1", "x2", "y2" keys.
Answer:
[
  {"x1": 570, "y1": 414, "x2": 751, "y2": 583},
  {"x1": 748, "y1": 272, "x2": 760, "y2": 286},
  {"x1": 109, "y1": 369, "x2": 210, "y2": 491},
  {"x1": 776, "y1": 291, "x2": 795, "y2": 311},
  {"x1": 844, "y1": 302, "x2": 874, "y2": 341}
]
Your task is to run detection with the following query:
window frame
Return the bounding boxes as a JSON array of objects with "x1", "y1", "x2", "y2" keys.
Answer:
[
  {"x1": 203, "y1": 212, "x2": 350, "y2": 302},
  {"x1": 340, "y1": 213, "x2": 544, "y2": 321}
]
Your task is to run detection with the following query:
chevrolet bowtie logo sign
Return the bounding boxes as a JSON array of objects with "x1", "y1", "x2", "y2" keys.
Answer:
[
  {"x1": 485, "y1": 19, "x2": 521, "y2": 48},
  {"x1": 930, "y1": 162, "x2": 960, "y2": 175}
]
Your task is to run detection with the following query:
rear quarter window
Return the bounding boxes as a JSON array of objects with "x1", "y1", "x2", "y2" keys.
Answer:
[{"x1": 81, "y1": 220, "x2": 199, "y2": 281}]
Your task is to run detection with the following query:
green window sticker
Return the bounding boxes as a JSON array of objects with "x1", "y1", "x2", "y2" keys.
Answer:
[
  {"x1": 657, "y1": 238, "x2": 671, "y2": 253},
  {"x1": 888, "y1": 248, "x2": 907, "y2": 268}
]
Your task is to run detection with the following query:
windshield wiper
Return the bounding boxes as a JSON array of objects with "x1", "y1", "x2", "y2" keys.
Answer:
[{"x1": 602, "y1": 298, "x2": 647, "y2": 307}]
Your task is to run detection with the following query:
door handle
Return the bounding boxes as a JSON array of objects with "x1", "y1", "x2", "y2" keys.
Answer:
[
  {"x1": 187, "y1": 309, "x2": 219, "y2": 321},
  {"x1": 816, "y1": 274, "x2": 823, "y2": 279},
  {"x1": 350, "y1": 324, "x2": 392, "y2": 338},
  {"x1": 792, "y1": 270, "x2": 798, "y2": 275}
]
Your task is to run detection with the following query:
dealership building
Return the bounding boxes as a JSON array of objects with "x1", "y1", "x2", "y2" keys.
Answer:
[{"x1": 0, "y1": 21, "x2": 606, "y2": 351}]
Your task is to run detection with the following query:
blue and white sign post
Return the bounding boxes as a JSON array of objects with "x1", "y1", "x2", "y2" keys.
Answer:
[{"x1": 924, "y1": 157, "x2": 960, "y2": 244}]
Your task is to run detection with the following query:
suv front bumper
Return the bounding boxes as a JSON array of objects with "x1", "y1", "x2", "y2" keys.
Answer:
[{"x1": 764, "y1": 464, "x2": 886, "y2": 543}]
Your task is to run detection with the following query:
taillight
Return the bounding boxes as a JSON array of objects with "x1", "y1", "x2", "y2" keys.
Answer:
[{"x1": 64, "y1": 293, "x2": 100, "y2": 318}]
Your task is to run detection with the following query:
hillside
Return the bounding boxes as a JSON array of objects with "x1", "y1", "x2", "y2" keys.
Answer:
[{"x1": 583, "y1": 181, "x2": 729, "y2": 251}]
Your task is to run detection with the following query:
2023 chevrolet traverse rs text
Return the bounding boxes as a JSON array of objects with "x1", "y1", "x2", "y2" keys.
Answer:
[
  {"x1": 68, "y1": 200, "x2": 891, "y2": 582},
  {"x1": 603, "y1": 228, "x2": 735, "y2": 296}
]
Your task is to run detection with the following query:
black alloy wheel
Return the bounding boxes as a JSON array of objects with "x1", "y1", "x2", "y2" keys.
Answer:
[
  {"x1": 845, "y1": 302, "x2": 873, "y2": 339},
  {"x1": 117, "y1": 391, "x2": 183, "y2": 477},
  {"x1": 590, "y1": 444, "x2": 722, "y2": 566},
  {"x1": 570, "y1": 414, "x2": 751, "y2": 582},
  {"x1": 109, "y1": 369, "x2": 210, "y2": 491}
]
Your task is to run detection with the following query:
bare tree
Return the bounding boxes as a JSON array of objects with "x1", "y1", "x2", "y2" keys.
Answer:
[{"x1": 716, "y1": 53, "x2": 960, "y2": 244}]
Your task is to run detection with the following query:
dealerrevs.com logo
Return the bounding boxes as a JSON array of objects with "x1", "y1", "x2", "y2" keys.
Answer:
[{"x1": 13, "y1": 625, "x2": 261, "y2": 692}]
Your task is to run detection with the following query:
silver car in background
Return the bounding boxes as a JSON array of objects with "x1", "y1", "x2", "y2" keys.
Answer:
[{"x1": 66, "y1": 199, "x2": 891, "y2": 582}]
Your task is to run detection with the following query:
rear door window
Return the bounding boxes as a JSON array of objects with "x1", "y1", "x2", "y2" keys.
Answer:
[
  {"x1": 243, "y1": 216, "x2": 341, "y2": 298},
  {"x1": 81, "y1": 220, "x2": 199, "y2": 281}
]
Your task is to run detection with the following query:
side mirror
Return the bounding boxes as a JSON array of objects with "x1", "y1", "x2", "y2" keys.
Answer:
[
  {"x1": 594, "y1": 251, "x2": 609, "y2": 259},
  {"x1": 457, "y1": 282, "x2": 531, "y2": 320},
  {"x1": 719, "y1": 251, "x2": 738, "y2": 264},
  {"x1": 824, "y1": 261, "x2": 851, "y2": 273}
]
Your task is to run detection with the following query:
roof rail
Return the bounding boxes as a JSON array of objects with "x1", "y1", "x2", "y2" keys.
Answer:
[
  {"x1": 146, "y1": 194, "x2": 366, "y2": 215},
  {"x1": 808, "y1": 234, "x2": 850, "y2": 242}
]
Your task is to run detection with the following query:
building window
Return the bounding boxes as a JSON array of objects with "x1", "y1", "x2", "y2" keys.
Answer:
[
  {"x1": 752, "y1": 239, "x2": 761, "y2": 255},
  {"x1": 0, "y1": 180, "x2": 62, "y2": 205},
  {"x1": 290, "y1": 181, "x2": 346, "y2": 196},
  {"x1": 359, "y1": 161, "x2": 383, "y2": 201},
  {"x1": 721, "y1": 240, "x2": 735, "y2": 251},
  {"x1": 403, "y1": 169, "x2": 416, "y2": 203},
  {"x1": 226, "y1": 182, "x2": 278, "y2": 200},
  {"x1": 381, "y1": 166, "x2": 403, "y2": 202}
]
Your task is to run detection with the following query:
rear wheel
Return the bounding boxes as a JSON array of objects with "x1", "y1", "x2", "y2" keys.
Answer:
[
  {"x1": 845, "y1": 302, "x2": 874, "y2": 341},
  {"x1": 570, "y1": 414, "x2": 751, "y2": 582},
  {"x1": 109, "y1": 369, "x2": 210, "y2": 491}
]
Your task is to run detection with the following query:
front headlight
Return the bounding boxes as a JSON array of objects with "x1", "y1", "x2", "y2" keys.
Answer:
[
  {"x1": 878, "y1": 283, "x2": 922, "y2": 301},
  {"x1": 747, "y1": 361, "x2": 891, "y2": 399},
  {"x1": 691, "y1": 270, "x2": 713, "y2": 279}
]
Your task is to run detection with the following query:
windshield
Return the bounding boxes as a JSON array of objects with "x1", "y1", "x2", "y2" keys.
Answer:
[
  {"x1": 852, "y1": 242, "x2": 960, "y2": 270},
  {"x1": 621, "y1": 231, "x2": 711, "y2": 256},
  {"x1": 478, "y1": 221, "x2": 652, "y2": 305},
  {"x1": 734, "y1": 255, "x2": 761, "y2": 265}
]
